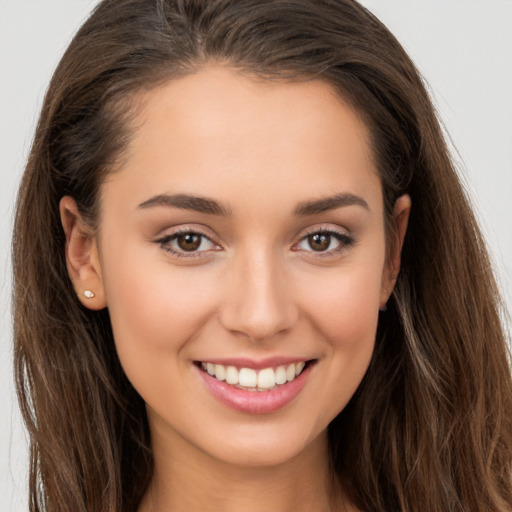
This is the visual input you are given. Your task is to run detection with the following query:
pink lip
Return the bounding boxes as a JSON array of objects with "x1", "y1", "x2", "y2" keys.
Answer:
[
  {"x1": 196, "y1": 361, "x2": 314, "y2": 414},
  {"x1": 196, "y1": 356, "x2": 311, "y2": 370}
]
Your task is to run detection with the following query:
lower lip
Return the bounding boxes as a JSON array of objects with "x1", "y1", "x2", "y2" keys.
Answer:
[{"x1": 196, "y1": 363, "x2": 314, "y2": 414}]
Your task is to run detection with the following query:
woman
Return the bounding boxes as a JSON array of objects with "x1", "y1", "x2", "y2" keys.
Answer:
[{"x1": 12, "y1": 0, "x2": 512, "y2": 511}]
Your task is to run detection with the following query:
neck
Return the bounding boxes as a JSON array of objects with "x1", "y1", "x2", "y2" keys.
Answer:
[{"x1": 138, "y1": 427, "x2": 349, "y2": 512}]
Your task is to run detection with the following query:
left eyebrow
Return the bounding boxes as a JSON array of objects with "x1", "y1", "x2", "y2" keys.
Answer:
[{"x1": 293, "y1": 193, "x2": 370, "y2": 216}]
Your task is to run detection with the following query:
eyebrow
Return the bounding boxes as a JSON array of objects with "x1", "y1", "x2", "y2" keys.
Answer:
[
  {"x1": 293, "y1": 193, "x2": 370, "y2": 216},
  {"x1": 137, "y1": 192, "x2": 369, "y2": 216},
  {"x1": 138, "y1": 193, "x2": 232, "y2": 216}
]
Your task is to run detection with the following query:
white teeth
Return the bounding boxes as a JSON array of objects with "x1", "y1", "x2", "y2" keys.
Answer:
[
  {"x1": 257, "y1": 367, "x2": 276, "y2": 389},
  {"x1": 295, "y1": 361, "x2": 305, "y2": 376},
  {"x1": 225, "y1": 365, "x2": 239, "y2": 385},
  {"x1": 239, "y1": 368, "x2": 257, "y2": 387},
  {"x1": 214, "y1": 364, "x2": 226, "y2": 381},
  {"x1": 275, "y1": 366, "x2": 287, "y2": 385},
  {"x1": 200, "y1": 361, "x2": 309, "y2": 390}
]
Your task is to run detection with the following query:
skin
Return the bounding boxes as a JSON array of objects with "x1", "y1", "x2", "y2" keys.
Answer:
[{"x1": 61, "y1": 66, "x2": 410, "y2": 512}]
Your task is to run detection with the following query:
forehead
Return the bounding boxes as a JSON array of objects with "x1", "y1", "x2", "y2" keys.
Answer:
[{"x1": 103, "y1": 65, "x2": 381, "y2": 216}]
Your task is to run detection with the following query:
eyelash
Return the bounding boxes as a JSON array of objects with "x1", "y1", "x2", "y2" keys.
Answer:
[
  {"x1": 295, "y1": 228, "x2": 355, "y2": 258},
  {"x1": 155, "y1": 227, "x2": 354, "y2": 259},
  {"x1": 156, "y1": 228, "x2": 217, "y2": 259}
]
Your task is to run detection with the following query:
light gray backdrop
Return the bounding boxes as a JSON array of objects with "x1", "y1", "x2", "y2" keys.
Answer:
[{"x1": 1, "y1": 1, "x2": 511, "y2": 510}]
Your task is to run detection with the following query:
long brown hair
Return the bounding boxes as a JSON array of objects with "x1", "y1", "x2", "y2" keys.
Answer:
[{"x1": 13, "y1": 1, "x2": 512, "y2": 510}]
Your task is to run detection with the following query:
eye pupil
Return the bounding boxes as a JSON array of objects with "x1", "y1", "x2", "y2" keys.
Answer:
[
  {"x1": 308, "y1": 233, "x2": 330, "y2": 251},
  {"x1": 177, "y1": 233, "x2": 201, "y2": 251}
]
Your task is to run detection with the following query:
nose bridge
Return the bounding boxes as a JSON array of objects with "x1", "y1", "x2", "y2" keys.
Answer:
[{"x1": 219, "y1": 244, "x2": 298, "y2": 342}]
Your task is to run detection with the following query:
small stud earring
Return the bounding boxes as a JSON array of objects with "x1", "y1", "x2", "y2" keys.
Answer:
[{"x1": 84, "y1": 290, "x2": 95, "y2": 299}]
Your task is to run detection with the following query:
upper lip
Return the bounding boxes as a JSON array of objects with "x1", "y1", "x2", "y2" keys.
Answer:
[{"x1": 195, "y1": 356, "x2": 315, "y2": 370}]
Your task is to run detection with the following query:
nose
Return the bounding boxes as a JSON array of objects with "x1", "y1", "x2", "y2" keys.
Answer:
[{"x1": 219, "y1": 248, "x2": 299, "y2": 342}]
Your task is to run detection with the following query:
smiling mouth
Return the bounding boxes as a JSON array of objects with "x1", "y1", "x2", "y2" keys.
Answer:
[{"x1": 195, "y1": 360, "x2": 315, "y2": 391}]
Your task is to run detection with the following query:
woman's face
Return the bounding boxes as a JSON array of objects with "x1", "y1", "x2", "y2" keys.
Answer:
[{"x1": 70, "y1": 66, "x2": 406, "y2": 467}]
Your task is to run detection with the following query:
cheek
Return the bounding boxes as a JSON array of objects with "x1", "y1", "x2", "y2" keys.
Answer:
[
  {"x1": 304, "y1": 262, "x2": 383, "y2": 346},
  {"x1": 298, "y1": 259, "x2": 383, "y2": 419},
  {"x1": 100, "y1": 242, "x2": 218, "y2": 371}
]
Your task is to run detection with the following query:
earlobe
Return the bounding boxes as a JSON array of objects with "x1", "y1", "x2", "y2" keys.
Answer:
[
  {"x1": 380, "y1": 194, "x2": 411, "y2": 308},
  {"x1": 60, "y1": 196, "x2": 107, "y2": 310}
]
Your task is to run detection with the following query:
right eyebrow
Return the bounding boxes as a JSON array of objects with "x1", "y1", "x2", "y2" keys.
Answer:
[{"x1": 137, "y1": 193, "x2": 232, "y2": 216}]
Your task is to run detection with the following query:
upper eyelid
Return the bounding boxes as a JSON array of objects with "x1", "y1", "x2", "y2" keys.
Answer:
[
  {"x1": 299, "y1": 226, "x2": 349, "y2": 236},
  {"x1": 294, "y1": 224, "x2": 352, "y2": 242},
  {"x1": 156, "y1": 225, "x2": 215, "y2": 241}
]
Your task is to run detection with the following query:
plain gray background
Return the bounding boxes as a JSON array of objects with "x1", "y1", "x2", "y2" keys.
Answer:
[{"x1": 1, "y1": 1, "x2": 511, "y2": 510}]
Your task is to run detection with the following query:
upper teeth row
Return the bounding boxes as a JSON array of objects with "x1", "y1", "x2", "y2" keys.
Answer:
[{"x1": 201, "y1": 362, "x2": 306, "y2": 389}]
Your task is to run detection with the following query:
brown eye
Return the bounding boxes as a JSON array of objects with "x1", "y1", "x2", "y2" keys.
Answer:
[
  {"x1": 157, "y1": 230, "x2": 218, "y2": 258},
  {"x1": 295, "y1": 229, "x2": 354, "y2": 256},
  {"x1": 176, "y1": 233, "x2": 202, "y2": 251},
  {"x1": 307, "y1": 233, "x2": 331, "y2": 251}
]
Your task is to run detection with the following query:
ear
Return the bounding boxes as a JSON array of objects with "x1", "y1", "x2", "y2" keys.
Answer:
[
  {"x1": 380, "y1": 194, "x2": 411, "y2": 309},
  {"x1": 60, "y1": 196, "x2": 107, "y2": 310}
]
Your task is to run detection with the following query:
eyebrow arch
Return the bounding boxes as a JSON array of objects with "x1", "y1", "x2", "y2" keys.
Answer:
[
  {"x1": 138, "y1": 193, "x2": 232, "y2": 216},
  {"x1": 293, "y1": 193, "x2": 370, "y2": 216}
]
